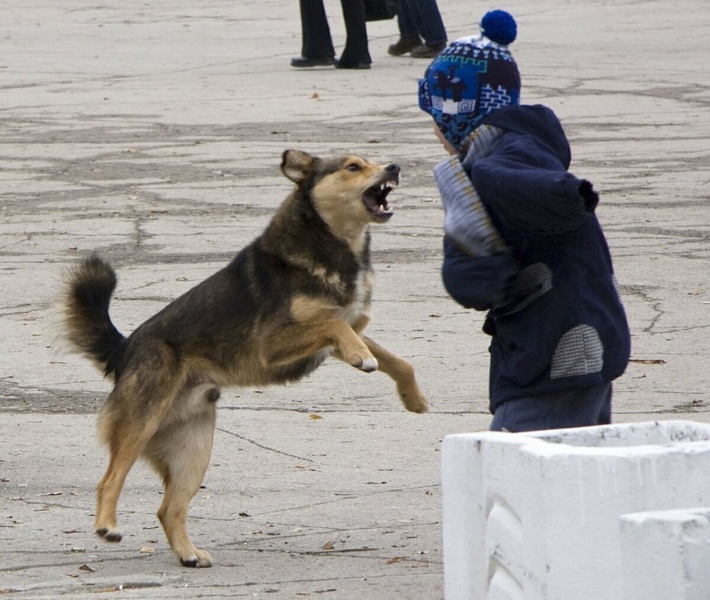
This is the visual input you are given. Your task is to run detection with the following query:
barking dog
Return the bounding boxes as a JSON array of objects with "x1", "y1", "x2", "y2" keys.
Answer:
[{"x1": 62, "y1": 149, "x2": 428, "y2": 568}]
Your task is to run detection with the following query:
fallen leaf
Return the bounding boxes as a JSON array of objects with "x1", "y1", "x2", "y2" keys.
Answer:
[
  {"x1": 321, "y1": 540, "x2": 336, "y2": 550},
  {"x1": 139, "y1": 546, "x2": 155, "y2": 554},
  {"x1": 79, "y1": 564, "x2": 95, "y2": 572},
  {"x1": 309, "y1": 414, "x2": 323, "y2": 420},
  {"x1": 629, "y1": 359, "x2": 666, "y2": 365},
  {"x1": 311, "y1": 92, "x2": 320, "y2": 100},
  {"x1": 386, "y1": 556, "x2": 406, "y2": 564}
]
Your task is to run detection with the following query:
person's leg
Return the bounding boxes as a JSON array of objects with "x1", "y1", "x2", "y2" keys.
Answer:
[
  {"x1": 337, "y1": 0, "x2": 371, "y2": 68},
  {"x1": 490, "y1": 383, "x2": 612, "y2": 433},
  {"x1": 292, "y1": 0, "x2": 336, "y2": 67},
  {"x1": 409, "y1": 0, "x2": 447, "y2": 58},
  {"x1": 411, "y1": 0, "x2": 447, "y2": 46},
  {"x1": 397, "y1": 0, "x2": 420, "y2": 37},
  {"x1": 388, "y1": 0, "x2": 423, "y2": 56}
]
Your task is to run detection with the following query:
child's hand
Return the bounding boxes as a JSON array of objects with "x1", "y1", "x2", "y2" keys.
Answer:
[{"x1": 579, "y1": 180, "x2": 599, "y2": 213}]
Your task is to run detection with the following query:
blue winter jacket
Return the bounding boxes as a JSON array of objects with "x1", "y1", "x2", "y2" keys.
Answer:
[{"x1": 441, "y1": 104, "x2": 630, "y2": 413}]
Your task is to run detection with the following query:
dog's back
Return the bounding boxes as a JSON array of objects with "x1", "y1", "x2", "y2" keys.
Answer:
[{"x1": 64, "y1": 181, "x2": 371, "y2": 389}]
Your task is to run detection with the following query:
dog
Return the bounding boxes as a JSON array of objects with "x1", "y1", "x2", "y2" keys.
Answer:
[{"x1": 62, "y1": 149, "x2": 428, "y2": 568}]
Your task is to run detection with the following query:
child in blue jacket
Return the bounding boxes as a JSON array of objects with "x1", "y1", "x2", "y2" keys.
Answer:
[{"x1": 418, "y1": 10, "x2": 630, "y2": 432}]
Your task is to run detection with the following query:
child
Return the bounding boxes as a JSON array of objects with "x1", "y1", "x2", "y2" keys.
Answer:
[{"x1": 418, "y1": 10, "x2": 631, "y2": 432}]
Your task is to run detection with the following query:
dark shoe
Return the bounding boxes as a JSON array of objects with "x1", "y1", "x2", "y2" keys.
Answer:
[
  {"x1": 387, "y1": 34, "x2": 424, "y2": 56},
  {"x1": 410, "y1": 42, "x2": 446, "y2": 59},
  {"x1": 335, "y1": 60, "x2": 371, "y2": 70},
  {"x1": 290, "y1": 56, "x2": 336, "y2": 68}
]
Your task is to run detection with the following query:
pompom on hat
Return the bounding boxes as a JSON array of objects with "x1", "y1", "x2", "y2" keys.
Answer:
[
  {"x1": 419, "y1": 10, "x2": 521, "y2": 151},
  {"x1": 480, "y1": 9, "x2": 517, "y2": 45}
]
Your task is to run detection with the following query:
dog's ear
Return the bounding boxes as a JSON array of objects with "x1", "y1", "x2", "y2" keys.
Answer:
[{"x1": 281, "y1": 150, "x2": 316, "y2": 184}]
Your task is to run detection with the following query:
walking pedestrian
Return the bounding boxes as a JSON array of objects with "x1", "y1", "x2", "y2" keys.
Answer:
[
  {"x1": 291, "y1": 0, "x2": 372, "y2": 70},
  {"x1": 388, "y1": 0, "x2": 447, "y2": 58}
]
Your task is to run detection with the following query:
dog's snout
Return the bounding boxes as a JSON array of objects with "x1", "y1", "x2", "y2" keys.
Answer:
[{"x1": 385, "y1": 163, "x2": 400, "y2": 176}]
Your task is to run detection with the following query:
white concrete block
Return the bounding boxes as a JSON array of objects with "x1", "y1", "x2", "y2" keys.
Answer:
[
  {"x1": 441, "y1": 421, "x2": 710, "y2": 600},
  {"x1": 620, "y1": 508, "x2": 710, "y2": 600}
]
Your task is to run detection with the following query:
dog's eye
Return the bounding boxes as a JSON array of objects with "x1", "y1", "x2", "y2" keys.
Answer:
[{"x1": 346, "y1": 163, "x2": 361, "y2": 172}]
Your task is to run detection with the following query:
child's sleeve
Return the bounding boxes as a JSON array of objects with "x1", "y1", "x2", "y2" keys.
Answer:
[{"x1": 441, "y1": 236, "x2": 519, "y2": 311}]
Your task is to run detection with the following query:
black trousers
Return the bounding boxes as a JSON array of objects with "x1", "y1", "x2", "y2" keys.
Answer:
[{"x1": 299, "y1": 0, "x2": 371, "y2": 65}]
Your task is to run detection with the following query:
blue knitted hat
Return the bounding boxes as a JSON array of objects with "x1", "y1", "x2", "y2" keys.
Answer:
[{"x1": 418, "y1": 10, "x2": 521, "y2": 151}]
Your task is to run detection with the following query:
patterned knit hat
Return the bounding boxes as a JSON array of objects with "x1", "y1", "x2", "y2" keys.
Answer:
[{"x1": 418, "y1": 10, "x2": 521, "y2": 151}]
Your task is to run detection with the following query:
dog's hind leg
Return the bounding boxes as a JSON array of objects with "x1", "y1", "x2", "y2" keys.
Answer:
[
  {"x1": 144, "y1": 387, "x2": 218, "y2": 568},
  {"x1": 95, "y1": 405, "x2": 163, "y2": 542},
  {"x1": 360, "y1": 336, "x2": 428, "y2": 414},
  {"x1": 95, "y1": 353, "x2": 185, "y2": 543}
]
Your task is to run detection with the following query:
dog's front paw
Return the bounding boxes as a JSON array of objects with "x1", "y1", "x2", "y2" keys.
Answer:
[
  {"x1": 179, "y1": 548, "x2": 213, "y2": 568},
  {"x1": 358, "y1": 356, "x2": 378, "y2": 372},
  {"x1": 399, "y1": 386, "x2": 428, "y2": 414}
]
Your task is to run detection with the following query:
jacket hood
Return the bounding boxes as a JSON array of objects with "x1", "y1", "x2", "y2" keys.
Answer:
[{"x1": 483, "y1": 104, "x2": 572, "y2": 169}]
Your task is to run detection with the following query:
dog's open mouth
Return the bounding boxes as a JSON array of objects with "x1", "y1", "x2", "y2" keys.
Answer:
[{"x1": 363, "y1": 174, "x2": 398, "y2": 222}]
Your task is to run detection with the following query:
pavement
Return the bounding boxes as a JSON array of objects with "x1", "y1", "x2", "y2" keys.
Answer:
[{"x1": 1, "y1": 0, "x2": 708, "y2": 598}]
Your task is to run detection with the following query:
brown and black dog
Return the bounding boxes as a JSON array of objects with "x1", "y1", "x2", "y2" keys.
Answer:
[{"x1": 62, "y1": 149, "x2": 427, "y2": 568}]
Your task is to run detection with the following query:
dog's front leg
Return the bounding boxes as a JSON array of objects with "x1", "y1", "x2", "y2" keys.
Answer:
[
  {"x1": 360, "y1": 336, "x2": 428, "y2": 414},
  {"x1": 264, "y1": 319, "x2": 377, "y2": 372}
]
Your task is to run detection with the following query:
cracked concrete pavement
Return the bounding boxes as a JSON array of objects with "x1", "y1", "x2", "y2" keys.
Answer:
[{"x1": 1, "y1": 0, "x2": 709, "y2": 597}]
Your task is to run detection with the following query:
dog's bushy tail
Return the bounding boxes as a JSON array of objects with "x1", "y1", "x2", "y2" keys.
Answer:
[{"x1": 63, "y1": 254, "x2": 126, "y2": 378}]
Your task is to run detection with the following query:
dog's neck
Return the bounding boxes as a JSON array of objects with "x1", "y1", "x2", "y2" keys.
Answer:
[
  {"x1": 261, "y1": 193, "x2": 370, "y2": 270},
  {"x1": 322, "y1": 219, "x2": 370, "y2": 257}
]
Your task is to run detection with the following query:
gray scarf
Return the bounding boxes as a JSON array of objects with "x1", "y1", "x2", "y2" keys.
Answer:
[{"x1": 433, "y1": 125, "x2": 510, "y2": 257}]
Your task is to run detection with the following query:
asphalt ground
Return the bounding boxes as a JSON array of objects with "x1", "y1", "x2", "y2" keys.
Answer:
[{"x1": 1, "y1": 1, "x2": 709, "y2": 598}]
